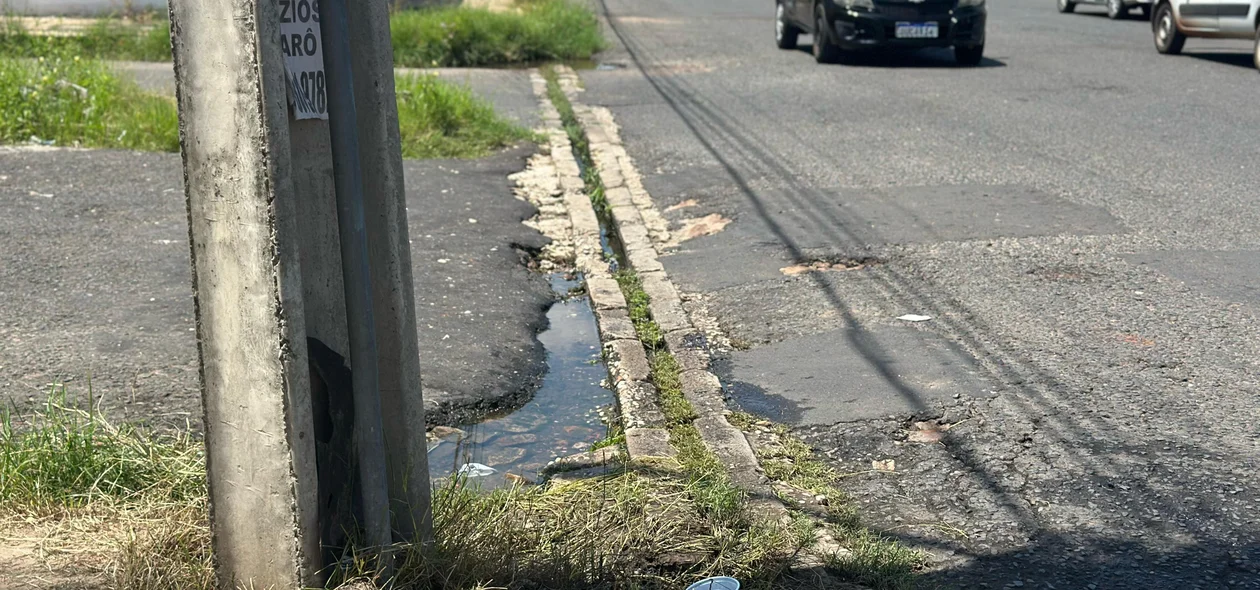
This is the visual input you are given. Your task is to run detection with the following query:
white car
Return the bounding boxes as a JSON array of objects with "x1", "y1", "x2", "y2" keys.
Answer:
[
  {"x1": 1151, "y1": 0, "x2": 1260, "y2": 69},
  {"x1": 1058, "y1": 0, "x2": 1152, "y2": 21}
]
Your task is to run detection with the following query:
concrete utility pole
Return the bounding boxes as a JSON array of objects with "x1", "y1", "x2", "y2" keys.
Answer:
[{"x1": 167, "y1": 0, "x2": 432, "y2": 586}]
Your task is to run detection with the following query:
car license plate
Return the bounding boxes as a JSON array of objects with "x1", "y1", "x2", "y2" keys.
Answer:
[{"x1": 895, "y1": 22, "x2": 939, "y2": 38}]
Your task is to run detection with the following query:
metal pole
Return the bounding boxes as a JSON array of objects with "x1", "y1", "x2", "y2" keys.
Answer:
[{"x1": 318, "y1": 0, "x2": 393, "y2": 561}]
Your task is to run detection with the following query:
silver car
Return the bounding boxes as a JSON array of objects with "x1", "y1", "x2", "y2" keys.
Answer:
[{"x1": 1151, "y1": 0, "x2": 1260, "y2": 69}]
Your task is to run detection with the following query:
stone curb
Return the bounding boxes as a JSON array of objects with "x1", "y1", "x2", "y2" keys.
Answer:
[
  {"x1": 524, "y1": 70, "x2": 674, "y2": 463},
  {"x1": 553, "y1": 64, "x2": 797, "y2": 520},
  {"x1": 552, "y1": 66, "x2": 856, "y2": 583}
]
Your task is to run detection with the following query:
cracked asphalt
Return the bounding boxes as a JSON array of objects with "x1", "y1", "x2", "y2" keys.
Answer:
[{"x1": 579, "y1": 0, "x2": 1260, "y2": 586}]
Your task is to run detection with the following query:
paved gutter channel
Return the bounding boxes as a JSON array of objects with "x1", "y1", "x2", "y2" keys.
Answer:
[
  {"x1": 540, "y1": 64, "x2": 852, "y2": 568},
  {"x1": 423, "y1": 67, "x2": 670, "y2": 488},
  {"x1": 544, "y1": 64, "x2": 771, "y2": 488},
  {"x1": 426, "y1": 273, "x2": 614, "y2": 487}
]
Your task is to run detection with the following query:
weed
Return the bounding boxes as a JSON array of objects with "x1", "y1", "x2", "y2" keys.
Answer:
[
  {"x1": 614, "y1": 269, "x2": 664, "y2": 350},
  {"x1": 827, "y1": 528, "x2": 927, "y2": 590},
  {"x1": 589, "y1": 433, "x2": 624, "y2": 451},
  {"x1": 0, "y1": 54, "x2": 531, "y2": 158},
  {"x1": 648, "y1": 351, "x2": 694, "y2": 424},
  {"x1": 727, "y1": 412, "x2": 925, "y2": 588},
  {"x1": 0, "y1": 386, "x2": 211, "y2": 590},
  {"x1": 0, "y1": 17, "x2": 172, "y2": 62},
  {"x1": 0, "y1": 52, "x2": 179, "y2": 151},
  {"x1": 0, "y1": 386, "x2": 202, "y2": 507},
  {"x1": 0, "y1": 390, "x2": 816, "y2": 589},
  {"x1": 1, "y1": 3, "x2": 602, "y2": 68},
  {"x1": 394, "y1": 72, "x2": 535, "y2": 159},
  {"x1": 542, "y1": 64, "x2": 612, "y2": 219},
  {"x1": 390, "y1": 0, "x2": 605, "y2": 68}
]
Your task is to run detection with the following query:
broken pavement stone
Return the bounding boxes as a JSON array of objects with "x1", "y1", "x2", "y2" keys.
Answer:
[
  {"x1": 428, "y1": 426, "x2": 466, "y2": 440},
  {"x1": 494, "y1": 433, "x2": 539, "y2": 446},
  {"x1": 504, "y1": 473, "x2": 534, "y2": 486},
  {"x1": 546, "y1": 446, "x2": 622, "y2": 470},
  {"x1": 906, "y1": 420, "x2": 949, "y2": 443},
  {"x1": 680, "y1": 369, "x2": 725, "y2": 417},
  {"x1": 587, "y1": 276, "x2": 627, "y2": 310},
  {"x1": 616, "y1": 380, "x2": 666, "y2": 428},
  {"x1": 639, "y1": 272, "x2": 690, "y2": 332},
  {"x1": 625, "y1": 427, "x2": 676, "y2": 460},
  {"x1": 485, "y1": 446, "x2": 527, "y2": 466},
  {"x1": 593, "y1": 307, "x2": 637, "y2": 342},
  {"x1": 605, "y1": 339, "x2": 650, "y2": 383},
  {"x1": 626, "y1": 244, "x2": 665, "y2": 273}
]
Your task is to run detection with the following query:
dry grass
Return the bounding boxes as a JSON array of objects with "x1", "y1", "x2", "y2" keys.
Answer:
[
  {"x1": 0, "y1": 389, "x2": 824, "y2": 590},
  {"x1": 0, "y1": 388, "x2": 211, "y2": 589}
]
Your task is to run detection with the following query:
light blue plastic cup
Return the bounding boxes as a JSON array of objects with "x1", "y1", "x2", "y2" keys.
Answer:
[{"x1": 685, "y1": 576, "x2": 740, "y2": 590}]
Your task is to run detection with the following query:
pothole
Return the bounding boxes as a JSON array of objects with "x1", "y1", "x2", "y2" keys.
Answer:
[
  {"x1": 780, "y1": 256, "x2": 881, "y2": 276},
  {"x1": 903, "y1": 419, "x2": 964, "y2": 444},
  {"x1": 427, "y1": 273, "x2": 615, "y2": 487}
]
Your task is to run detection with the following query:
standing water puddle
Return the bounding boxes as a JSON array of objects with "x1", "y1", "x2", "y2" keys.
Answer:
[{"x1": 427, "y1": 274, "x2": 614, "y2": 487}]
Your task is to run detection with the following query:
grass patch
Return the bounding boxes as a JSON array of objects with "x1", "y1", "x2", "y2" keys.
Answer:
[
  {"x1": 727, "y1": 412, "x2": 927, "y2": 588},
  {"x1": 827, "y1": 529, "x2": 926, "y2": 590},
  {"x1": 2, "y1": 389, "x2": 821, "y2": 589},
  {"x1": 0, "y1": 1, "x2": 603, "y2": 67},
  {"x1": 395, "y1": 72, "x2": 535, "y2": 159},
  {"x1": 391, "y1": 0, "x2": 604, "y2": 68},
  {"x1": 0, "y1": 17, "x2": 172, "y2": 62},
  {"x1": 0, "y1": 54, "x2": 531, "y2": 158},
  {"x1": 615, "y1": 269, "x2": 663, "y2": 349},
  {"x1": 589, "y1": 433, "x2": 624, "y2": 452},
  {"x1": 0, "y1": 387, "x2": 212, "y2": 590},
  {"x1": 0, "y1": 52, "x2": 179, "y2": 151},
  {"x1": 0, "y1": 388, "x2": 202, "y2": 507}
]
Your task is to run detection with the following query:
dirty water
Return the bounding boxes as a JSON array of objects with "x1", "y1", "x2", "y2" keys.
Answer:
[{"x1": 427, "y1": 274, "x2": 615, "y2": 487}]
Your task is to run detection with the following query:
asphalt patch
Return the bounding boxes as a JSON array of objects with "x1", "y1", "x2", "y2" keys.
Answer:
[
  {"x1": 1126, "y1": 249, "x2": 1260, "y2": 306},
  {"x1": 718, "y1": 324, "x2": 994, "y2": 425}
]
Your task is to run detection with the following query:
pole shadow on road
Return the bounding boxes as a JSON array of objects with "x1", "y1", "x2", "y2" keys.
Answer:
[
  {"x1": 792, "y1": 44, "x2": 1007, "y2": 68},
  {"x1": 596, "y1": 1, "x2": 1260, "y2": 586}
]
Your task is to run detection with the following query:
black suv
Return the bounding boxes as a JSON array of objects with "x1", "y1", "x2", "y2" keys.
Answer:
[{"x1": 775, "y1": 0, "x2": 987, "y2": 65}]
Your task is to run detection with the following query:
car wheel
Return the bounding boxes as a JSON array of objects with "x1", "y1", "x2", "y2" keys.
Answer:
[
  {"x1": 813, "y1": 4, "x2": 843, "y2": 63},
  {"x1": 1139, "y1": 4, "x2": 1152, "y2": 18},
  {"x1": 1253, "y1": 25, "x2": 1260, "y2": 70},
  {"x1": 1058, "y1": 0, "x2": 1076, "y2": 14},
  {"x1": 955, "y1": 44, "x2": 984, "y2": 66},
  {"x1": 1107, "y1": 0, "x2": 1126, "y2": 19},
  {"x1": 776, "y1": 2, "x2": 801, "y2": 49},
  {"x1": 1153, "y1": 3, "x2": 1186, "y2": 54}
]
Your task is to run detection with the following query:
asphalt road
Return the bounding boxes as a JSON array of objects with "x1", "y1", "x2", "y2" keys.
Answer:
[
  {"x1": 581, "y1": 0, "x2": 1260, "y2": 586},
  {"x1": 0, "y1": 67, "x2": 552, "y2": 428}
]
